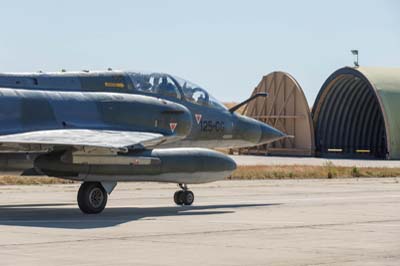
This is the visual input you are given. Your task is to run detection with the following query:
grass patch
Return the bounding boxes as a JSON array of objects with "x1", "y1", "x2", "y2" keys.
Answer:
[
  {"x1": 228, "y1": 164, "x2": 400, "y2": 180},
  {"x1": 0, "y1": 176, "x2": 75, "y2": 185},
  {"x1": 0, "y1": 163, "x2": 400, "y2": 185}
]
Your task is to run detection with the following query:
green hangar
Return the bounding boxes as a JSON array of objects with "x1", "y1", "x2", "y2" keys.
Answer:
[{"x1": 312, "y1": 67, "x2": 400, "y2": 159}]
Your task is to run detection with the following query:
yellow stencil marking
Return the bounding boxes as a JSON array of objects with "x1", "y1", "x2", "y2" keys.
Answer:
[{"x1": 105, "y1": 82, "x2": 125, "y2": 88}]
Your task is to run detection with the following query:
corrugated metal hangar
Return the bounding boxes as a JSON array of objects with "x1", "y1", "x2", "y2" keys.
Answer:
[
  {"x1": 313, "y1": 67, "x2": 400, "y2": 159},
  {"x1": 237, "y1": 66, "x2": 400, "y2": 159}
]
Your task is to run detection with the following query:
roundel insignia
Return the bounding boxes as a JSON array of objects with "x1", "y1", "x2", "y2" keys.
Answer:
[
  {"x1": 195, "y1": 114, "x2": 202, "y2": 124},
  {"x1": 169, "y1": 122, "x2": 177, "y2": 133}
]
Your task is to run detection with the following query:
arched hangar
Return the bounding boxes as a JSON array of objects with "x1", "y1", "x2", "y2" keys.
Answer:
[
  {"x1": 239, "y1": 71, "x2": 315, "y2": 156},
  {"x1": 312, "y1": 67, "x2": 400, "y2": 159}
]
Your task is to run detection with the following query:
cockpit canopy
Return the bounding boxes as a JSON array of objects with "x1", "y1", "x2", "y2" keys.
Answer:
[{"x1": 128, "y1": 73, "x2": 227, "y2": 110}]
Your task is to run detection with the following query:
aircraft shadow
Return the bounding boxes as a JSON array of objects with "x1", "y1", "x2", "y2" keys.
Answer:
[{"x1": 0, "y1": 203, "x2": 280, "y2": 229}]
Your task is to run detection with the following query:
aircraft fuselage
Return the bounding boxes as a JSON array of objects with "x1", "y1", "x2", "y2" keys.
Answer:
[
  {"x1": 0, "y1": 70, "x2": 286, "y2": 213},
  {"x1": 0, "y1": 71, "x2": 285, "y2": 149}
]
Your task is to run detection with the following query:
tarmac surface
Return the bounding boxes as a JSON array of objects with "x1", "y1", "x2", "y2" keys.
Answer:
[
  {"x1": 231, "y1": 155, "x2": 400, "y2": 167},
  {"x1": 0, "y1": 178, "x2": 399, "y2": 266}
]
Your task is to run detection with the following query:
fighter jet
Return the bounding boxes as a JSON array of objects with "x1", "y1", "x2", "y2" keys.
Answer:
[{"x1": 0, "y1": 70, "x2": 286, "y2": 214}]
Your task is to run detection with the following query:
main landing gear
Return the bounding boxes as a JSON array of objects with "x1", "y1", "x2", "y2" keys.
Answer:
[
  {"x1": 77, "y1": 181, "x2": 117, "y2": 214},
  {"x1": 174, "y1": 183, "x2": 194, "y2": 206},
  {"x1": 78, "y1": 182, "x2": 107, "y2": 214}
]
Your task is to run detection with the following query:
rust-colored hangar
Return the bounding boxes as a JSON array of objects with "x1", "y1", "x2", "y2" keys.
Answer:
[{"x1": 238, "y1": 66, "x2": 400, "y2": 159}]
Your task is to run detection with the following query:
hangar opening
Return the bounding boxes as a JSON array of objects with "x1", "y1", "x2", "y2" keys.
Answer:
[{"x1": 312, "y1": 67, "x2": 388, "y2": 159}]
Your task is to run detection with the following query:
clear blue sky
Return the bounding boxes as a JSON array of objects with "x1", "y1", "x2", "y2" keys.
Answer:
[{"x1": 0, "y1": 0, "x2": 399, "y2": 104}]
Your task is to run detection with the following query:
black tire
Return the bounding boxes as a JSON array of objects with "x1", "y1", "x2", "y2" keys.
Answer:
[
  {"x1": 77, "y1": 182, "x2": 108, "y2": 214},
  {"x1": 182, "y1": 191, "x2": 194, "y2": 205},
  {"x1": 174, "y1": 190, "x2": 184, "y2": 205}
]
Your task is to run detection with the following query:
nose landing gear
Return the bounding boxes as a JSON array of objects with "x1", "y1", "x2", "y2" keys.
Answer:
[{"x1": 174, "y1": 183, "x2": 194, "y2": 206}]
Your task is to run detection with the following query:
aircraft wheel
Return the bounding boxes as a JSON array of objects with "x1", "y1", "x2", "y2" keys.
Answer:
[
  {"x1": 77, "y1": 182, "x2": 108, "y2": 214},
  {"x1": 174, "y1": 190, "x2": 184, "y2": 205},
  {"x1": 182, "y1": 191, "x2": 194, "y2": 206}
]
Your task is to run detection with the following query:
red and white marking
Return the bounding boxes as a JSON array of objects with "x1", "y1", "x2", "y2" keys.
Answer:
[
  {"x1": 169, "y1": 122, "x2": 177, "y2": 133},
  {"x1": 195, "y1": 114, "x2": 202, "y2": 124}
]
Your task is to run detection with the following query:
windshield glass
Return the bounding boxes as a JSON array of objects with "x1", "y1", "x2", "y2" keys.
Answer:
[
  {"x1": 172, "y1": 75, "x2": 227, "y2": 110},
  {"x1": 128, "y1": 73, "x2": 227, "y2": 110},
  {"x1": 128, "y1": 73, "x2": 181, "y2": 99}
]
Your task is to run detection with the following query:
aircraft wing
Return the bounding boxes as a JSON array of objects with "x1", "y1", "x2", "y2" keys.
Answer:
[{"x1": 0, "y1": 129, "x2": 170, "y2": 153}]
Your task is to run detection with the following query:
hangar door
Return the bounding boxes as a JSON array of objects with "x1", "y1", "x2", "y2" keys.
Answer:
[{"x1": 238, "y1": 72, "x2": 314, "y2": 156}]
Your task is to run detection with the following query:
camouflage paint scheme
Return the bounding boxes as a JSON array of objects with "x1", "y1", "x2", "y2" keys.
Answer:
[
  {"x1": 0, "y1": 70, "x2": 285, "y2": 213},
  {"x1": 0, "y1": 71, "x2": 285, "y2": 214}
]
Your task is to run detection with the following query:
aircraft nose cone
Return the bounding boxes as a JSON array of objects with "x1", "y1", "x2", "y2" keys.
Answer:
[
  {"x1": 259, "y1": 123, "x2": 287, "y2": 144},
  {"x1": 233, "y1": 115, "x2": 286, "y2": 146}
]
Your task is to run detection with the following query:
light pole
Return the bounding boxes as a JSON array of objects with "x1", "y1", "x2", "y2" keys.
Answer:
[{"x1": 351, "y1": 50, "x2": 359, "y2": 67}]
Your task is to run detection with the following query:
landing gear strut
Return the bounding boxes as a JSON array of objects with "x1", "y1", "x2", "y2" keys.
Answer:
[
  {"x1": 77, "y1": 182, "x2": 108, "y2": 214},
  {"x1": 174, "y1": 183, "x2": 194, "y2": 206}
]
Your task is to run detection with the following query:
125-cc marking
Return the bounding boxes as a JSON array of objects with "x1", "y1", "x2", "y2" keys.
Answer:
[{"x1": 200, "y1": 120, "x2": 225, "y2": 132}]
